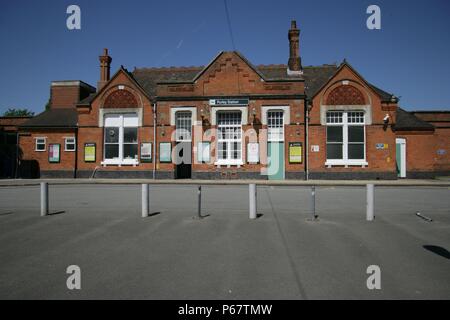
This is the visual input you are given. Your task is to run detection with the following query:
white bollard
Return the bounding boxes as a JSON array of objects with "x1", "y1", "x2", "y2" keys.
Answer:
[
  {"x1": 141, "y1": 184, "x2": 149, "y2": 218},
  {"x1": 249, "y1": 184, "x2": 257, "y2": 219},
  {"x1": 366, "y1": 184, "x2": 374, "y2": 221},
  {"x1": 40, "y1": 182, "x2": 48, "y2": 216}
]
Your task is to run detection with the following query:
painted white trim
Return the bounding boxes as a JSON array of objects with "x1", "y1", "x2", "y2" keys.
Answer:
[
  {"x1": 101, "y1": 159, "x2": 139, "y2": 166},
  {"x1": 64, "y1": 137, "x2": 76, "y2": 152},
  {"x1": 170, "y1": 107, "x2": 197, "y2": 126},
  {"x1": 211, "y1": 106, "x2": 248, "y2": 125},
  {"x1": 98, "y1": 108, "x2": 143, "y2": 127},
  {"x1": 261, "y1": 106, "x2": 290, "y2": 125},
  {"x1": 35, "y1": 137, "x2": 46, "y2": 152},
  {"x1": 396, "y1": 138, "x2": 407, "y2": 178},
  {"x1": 214, "y1": 160, "x2": 244, "y2": 166},
  {"x1": 325, "y1": 160, "x2": 368, "y2": 166},
  {"x1": 320, "y1": 105, "x2": 372, "y2": 125}
]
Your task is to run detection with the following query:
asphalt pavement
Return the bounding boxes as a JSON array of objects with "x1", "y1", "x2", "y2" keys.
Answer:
[{"x1": 0, "y1": 184, "x2": 449, "y2": 299}]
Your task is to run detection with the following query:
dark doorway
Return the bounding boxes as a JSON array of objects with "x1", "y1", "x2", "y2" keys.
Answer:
[{"x1": 175, "y1": 141, "x2": 192, "y2": 179}]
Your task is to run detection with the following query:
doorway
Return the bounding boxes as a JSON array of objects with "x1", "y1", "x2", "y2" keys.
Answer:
[
  {"x1": 175, "y1": 111, "x2": 192, "y2": 179},
  {"x1": 267, "y1": 110, "x2": 285, "y2": 180},
  {"x1": 175, "y1": 141, "x2": 192, "y2": 179},
  {"x1": 396, "y1": 138, "x2": 406, "y2": 178},
  {"x1": 268, "y1": 142, "x2": 285, "y2": 180}
]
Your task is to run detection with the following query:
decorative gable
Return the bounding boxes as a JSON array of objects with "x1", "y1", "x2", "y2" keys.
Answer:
[
  {"x1": 103, "y1": 89, "x2": 138, "y2": 108},
  {"x1": 326, "y1": 85, "x2": 366, "y2": 105}
]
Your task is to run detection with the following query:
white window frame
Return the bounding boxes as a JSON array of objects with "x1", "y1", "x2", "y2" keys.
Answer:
[
  {"x1": 325, "y1": 111, "x2": 368, "y2": 166},
  {"x1": 175, "y1": 111, "x2": 192, "y2": 142},
  {"x1": 102, "y1": 113, "x2": 139, "y2": 166},
  {"x1": 35, "y1": 137, "x2": 46, "y2": 152},
  {"x1": 215, "y1": 111, "x2": 243, "y2": 166},
  {"x1": 64, "y1": 137, "x2": 76, "y2": 152},
  {"x1": 267, "y1": 110, "x2": 285, "y2": 142}
]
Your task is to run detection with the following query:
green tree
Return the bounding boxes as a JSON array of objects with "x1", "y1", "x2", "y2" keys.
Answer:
[
  {"x1": 45, "y1": 98, "x2": 51, "y2": 111},
  {"x1": 2, "y1": 108, "x2": 35, "y2": 117}
]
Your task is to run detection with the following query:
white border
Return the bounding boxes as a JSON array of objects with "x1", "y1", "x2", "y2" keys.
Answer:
[
  {"x1": 98, "y1": 108, "x2": 143, "y2": 127},
  {"x1": 261, "y1": 106, "x2": 290, "y2": 125}
]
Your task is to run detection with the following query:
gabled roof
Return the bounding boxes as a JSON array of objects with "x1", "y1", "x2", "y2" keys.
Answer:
[
  {"x1": 19, "y1": 108, "x2": 78, "y2": 128},
  {"x1": 77, "y1": 66, "x2": 152, "y2": 107},
  {"x1": 302, "y1": 64, "x2": 339, "y2": 97},
  {"x1": 307, "y1": 60, "x2": 396, "y2": 102},
  {"x1": 395, "y1": 108, "x2": 434, "y2": 131},
  {"x1": 78, "y1": 93, "x2": 96, "y2": 105},
  {"x1": 132, "y1": 51, "x2": 305, "y2": 98}
]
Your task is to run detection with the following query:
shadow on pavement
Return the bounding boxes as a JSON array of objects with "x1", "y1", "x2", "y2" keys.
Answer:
[{"x1": 423, "y1": 245, "x2": 450, "y2": 260}]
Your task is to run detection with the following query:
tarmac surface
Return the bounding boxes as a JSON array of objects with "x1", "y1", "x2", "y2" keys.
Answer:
[{"x1": 0, "y1": 184, "x2": 449, "y2": 299}]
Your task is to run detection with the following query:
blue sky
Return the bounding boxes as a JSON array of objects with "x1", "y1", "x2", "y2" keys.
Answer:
[{"x1": 0, "y1": 0, "x2": 449, "y2": 114}]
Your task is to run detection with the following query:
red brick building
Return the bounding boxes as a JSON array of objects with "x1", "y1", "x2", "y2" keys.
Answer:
[{"x1": 16, "y1": 21, "x2": 450, "y2": 180}]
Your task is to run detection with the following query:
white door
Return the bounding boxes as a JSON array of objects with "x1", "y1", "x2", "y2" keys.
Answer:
[{"x1": 396, "y1": 138, "x2": 406, "y2": 178}]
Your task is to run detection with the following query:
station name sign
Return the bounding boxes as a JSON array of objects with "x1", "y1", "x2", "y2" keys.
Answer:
[{"x1": 209, "y1": 98, "x2": 249, "y2": 106}]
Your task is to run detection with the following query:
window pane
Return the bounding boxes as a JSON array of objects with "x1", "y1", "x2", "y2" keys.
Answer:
[
  {"x1": 218, "y1": 142, "x2": 226, "y2": 160},
  {"x1": 326, "y1": 144, "x2": 343, "y2": 159},
  {"x1": 176, "y1": 111, "x2": 192, "y2": 141},
  {"x1": 105, "y1": 127, "x2": 119, "y2": 143},
  {"x1": 124, "y1": 127, "x2": 137, "y2": 143},
  {"x1": 348, "y1": 126, "x2": 364, "y2": 142},
  {"x1": 123, "y1": 144, "x2": 138, "y2": 159},
  {"x1": 348, "y1": 144, "x2": 364, "y2": 159},
  {"x1": 326, "y1": 126, "x2": 343, "y2": 143},
  {"x1": 232, "y1": 142, "x2": 241, "y2": 159},
  {"x1": 326, "y1": 111, "x2": 343, "y2": 124},
  {"x1": 105, "y1": 144, "x2": 119, "y2": 159}
]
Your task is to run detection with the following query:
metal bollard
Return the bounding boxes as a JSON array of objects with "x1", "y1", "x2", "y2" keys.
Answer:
[
  {"x1": 249, "y1": 184, "x2": 257, "y2": 219},
  {"x1": 197, "y1": 185, "x2": 202, "y2": 219},
  {"x1": 311, "y1": 186, "x2": 317, "y2": 219},
  {"x1": 141, "y1": 184, "x2": 149, "y2": 218},
  {"x1": 40, "y1": 182, "x2": 49, "y2": 216},
  {"x1": 366, "y1": 184, "x2": 374, "y2": 221}
]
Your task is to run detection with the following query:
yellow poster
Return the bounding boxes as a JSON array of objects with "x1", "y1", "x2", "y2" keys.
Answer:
[
  {"x1": 289, "y1": 142, "x2": 302, "y2": 163},
  {"x1": 84, "y1": 143, "x2": 96, "y2": 162}
]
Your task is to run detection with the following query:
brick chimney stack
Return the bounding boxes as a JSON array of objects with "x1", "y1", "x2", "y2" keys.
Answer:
[
  {"x1": 98, "y1": 48, "x2": 112, "y2": 91},
  {"x1": 288, "y1": 20, "x2": 302, "y2": 75}
]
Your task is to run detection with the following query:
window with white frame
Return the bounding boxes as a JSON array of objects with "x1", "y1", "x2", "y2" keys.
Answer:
[
  {"x1": 267, "y1": 110, "x2": 284, "y2": 141},
  {"x1": 217, "y1": 111, "x2": 242, "y2": 165},
  {"x1": 326, "y1": 111, "x2": 366, "y2": 164},
  {"x1": 35, "y1": 137, "x2": 46, "y2": 151},
  {"x1": 64, "y1": 137, "x2": 76, "y2": 151},
  {"x1": 103, "y1": 113, "x2": 138, "y2": 165},
  {"x1": 175, "y1": 111, "x2": 192, "y2": 141}
]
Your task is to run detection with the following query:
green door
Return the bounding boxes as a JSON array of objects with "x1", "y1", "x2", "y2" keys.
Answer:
[{"x1": 268, "y1": 142, "x2": 284, "y2": 180}]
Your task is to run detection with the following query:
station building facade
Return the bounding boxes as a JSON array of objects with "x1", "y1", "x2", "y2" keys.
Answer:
[{"x1": 17, "y1": 21, "x2": 450, "y2": 180}]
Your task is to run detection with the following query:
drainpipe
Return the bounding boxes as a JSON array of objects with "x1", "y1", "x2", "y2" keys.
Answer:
[
  {"x1": 305, "y1": 98, "x2": 310, "y2": 181},
  {"x1": 74, "y1": 127, "x2": 78, "y2": 178},
  {"x1": 153, "y1": 102, "x2": 157, "y2": 180},
  {"x1": 15, "y1": 131, "x2": 19, "y2": 179}
]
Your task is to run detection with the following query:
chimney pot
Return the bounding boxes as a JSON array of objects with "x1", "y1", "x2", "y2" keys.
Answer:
[
  {"x1": 291, "y1": 20, "x2": 297, "y2": 29},
  {"x1": 288, "y1": 20, "x2": 302, "y2": 74},
  {"x1": 98, "y1": 48, "x2": 112, "y2": 92}
]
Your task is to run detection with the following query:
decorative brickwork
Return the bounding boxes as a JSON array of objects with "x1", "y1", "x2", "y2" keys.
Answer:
[
  {"x1": 103, "y1": 90, "x2": 138, "y2": 108},
  {"x1": 326, "y1": 85, "x2": 366, "y2": 105}
]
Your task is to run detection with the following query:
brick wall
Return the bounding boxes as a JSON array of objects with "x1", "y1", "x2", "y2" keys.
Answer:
[
  {"x1": 308, "y1": 64, "x2": 398, "y2": 179},
  {"x1": 19, "y1": 129, "x2": 77, "y2": 177}
]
